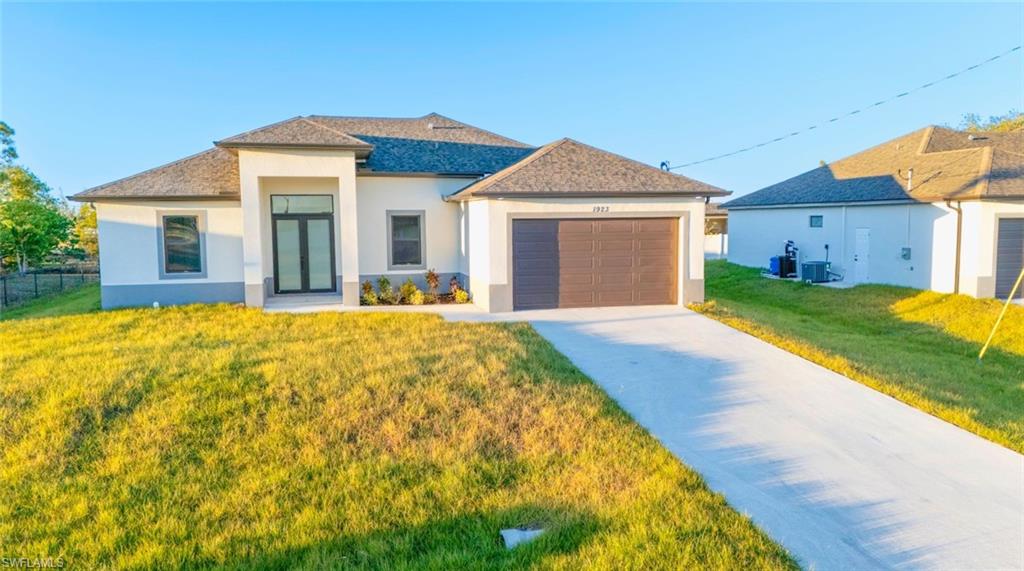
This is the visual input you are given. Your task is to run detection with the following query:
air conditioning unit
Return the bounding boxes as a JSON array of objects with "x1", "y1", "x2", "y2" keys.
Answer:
[{"x1": 801, "y1": 261, "x2": 830, "y2": 283}]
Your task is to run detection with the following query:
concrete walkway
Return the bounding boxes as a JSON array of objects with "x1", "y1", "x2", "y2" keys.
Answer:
[{"x1": 452, "y1": 306, "x2": 1024, "y2": 570}]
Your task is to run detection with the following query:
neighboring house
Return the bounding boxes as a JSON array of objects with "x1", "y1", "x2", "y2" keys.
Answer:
[
  {"x1": 704, "y1": 202, "x2": 728, "y2": 259},
  {"x1": 72, "y1": 114, "x2": 726, "y2": 312},
  {"x1": 725, "y1": 126, "x2": 1024, "y2": 299}
]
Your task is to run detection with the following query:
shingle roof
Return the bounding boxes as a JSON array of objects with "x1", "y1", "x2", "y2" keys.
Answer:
[
  {"x1": 706, "y1": 202, "x2": 728, "y2": 217},
  {"x1": 74, "y1": 147, "x2": 240, "y2": 200},
  {"x1": 309, "y1": 113, "x2": 530, "y2": 148},
  {"x1": 725, "y1": 126, "x2": 1024, "y2": 208},
  {"x1": 448, "y1": 138, "x2": 728, "y2": 200},
  {"x1": 215, "y1": 116, "x2": 372, "y2": 149},
  {"x1": 308, "y1": 114, "x2": 534, "y2": 174},
  {"x1": 72, "y1": 114, "x2": 535, "y2": 200}
]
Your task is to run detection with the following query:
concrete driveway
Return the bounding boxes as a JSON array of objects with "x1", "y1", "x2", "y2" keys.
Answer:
[{"x1": 455, "y1": 306, "x2": 1024, "y2": 570}]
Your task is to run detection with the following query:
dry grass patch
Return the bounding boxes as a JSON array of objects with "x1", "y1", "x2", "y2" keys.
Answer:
[{"x1": 0, "y1": 304, "x2": 793, "y2": 569}]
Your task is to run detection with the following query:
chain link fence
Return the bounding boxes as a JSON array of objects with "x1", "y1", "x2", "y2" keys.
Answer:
[{"x1": 0, "y1": 263, "x2": 100, "y2": 309}]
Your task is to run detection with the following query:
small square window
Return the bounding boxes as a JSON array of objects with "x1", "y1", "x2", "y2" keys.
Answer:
[{"x1": 809, "y1": 215, "x2": 824, "y2": 228}]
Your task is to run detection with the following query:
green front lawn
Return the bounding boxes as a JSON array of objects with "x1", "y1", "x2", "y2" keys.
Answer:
[
  {"x1": 0, "y1": 283, "x2": 100, "y2": 321},
  {"x1": 0, "y1": 305, "x2": 794, "y2": 569},
  {"x1": 696, "y1": 261, "x2": 1024, "y2": 453}
]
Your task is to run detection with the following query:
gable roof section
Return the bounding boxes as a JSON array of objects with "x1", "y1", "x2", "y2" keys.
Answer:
[
  {"x1": 74, "y1": 147, "x2": 240, "y2": 200},
  {"x1": 448, "y1": 138, "x2": 728, "y2": 200},
  {"x1": 726, "y1": 126, "x2": 1024, "y2": 208}
]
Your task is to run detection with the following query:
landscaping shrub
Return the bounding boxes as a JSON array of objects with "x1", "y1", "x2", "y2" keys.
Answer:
[
  {"x1": 377, "y1": 276, "x2": 396, "y2": 305},
  {"x1": 360, "y1": 280, "x2": 378, "y2": 306},
  {"x1": 409, "y1": 290, "x2": 425, "y2": 305},
  {"x1": 399, "y1": 278, "x2": 420, "y2": 304},
  {"x1": 454, "y1": 289, "x2": 470, "y2": 304},
  {"x1": 449, "y1": 275, "x2": 463, "y2": 295},
  {"x1": 425, "y1": 268, "x2": 440, "y2": 297}
]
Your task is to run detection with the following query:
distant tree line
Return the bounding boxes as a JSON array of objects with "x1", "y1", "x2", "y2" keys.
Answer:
[
  {"x1": 0, "y1": 121, "x2": 97, "y2": 274},
  {"x1": 959, "y1": 110, "x2": 1024, "y2": 133}
]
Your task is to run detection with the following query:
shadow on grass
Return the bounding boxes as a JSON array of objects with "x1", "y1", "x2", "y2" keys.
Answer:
[{"x1": 222, "y1": 504, "x2": 601, "y2": 570}]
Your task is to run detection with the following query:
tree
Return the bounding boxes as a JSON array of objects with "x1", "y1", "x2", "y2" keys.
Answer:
[
  {"x1": 74, "y1": 203, "x2": 98, "y2": 258},
  {"x1": 0, "y1": 198, "x2": 72, "y2": 272},
  {"x1": 959, "y1": 111, "x2": 1024, "y2": 133},
  {"x1": 0, "y1": 121, "x2": 17, "y2": 165},
  {"x1": 0, "y1": 122, "x2": 74, "y2": 272}
]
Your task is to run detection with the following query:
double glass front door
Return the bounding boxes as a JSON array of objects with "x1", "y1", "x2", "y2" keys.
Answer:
[{"x1": 271, "y1": 195, "x2": 336, "y2": 294}]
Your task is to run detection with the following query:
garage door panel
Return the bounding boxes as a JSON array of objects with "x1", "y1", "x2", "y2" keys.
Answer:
[
  {"x1": 598, "y1": 255, "x2": 635, "y2": 270},
  {"x1": 638, "y1": 218, "x2": 674, "y2": 232},
  {"x1": 598, "y1": 291, "x2": 636, "y2": 305},
  {"x1": 560, "y1": 257, "x2": 595, "y2": 271},
  {"x1": 559, "y1": 220, "x2": 596, "y2": 234},
  {"x1": 559, "y1": 240, "x2": 596, "y2": 254},
  {"x1": 560, "y1": 273, "x2": 596, "y2": 287},
  {"x1": 596, "y1": 219, "x2": 636, "y2": 233},
  {"x1": 513, "y1": 218, "x2": 678, "y2": 310},
  {"x1": 996, "y1": 219, "x2": 1024, "y2": 299},
  {"x1": 598, "y1": 239, "x2": 635, "y2": 254}
]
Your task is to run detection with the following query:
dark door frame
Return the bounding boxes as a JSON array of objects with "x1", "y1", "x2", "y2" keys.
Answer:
[{"x1": 271, "y1": 213, "x2": 337, "y2": 294}]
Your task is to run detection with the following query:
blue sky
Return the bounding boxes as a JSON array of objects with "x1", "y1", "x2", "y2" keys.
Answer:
[{"x1": 2, "y1": 2, "x2": 1022, "y2": 201}]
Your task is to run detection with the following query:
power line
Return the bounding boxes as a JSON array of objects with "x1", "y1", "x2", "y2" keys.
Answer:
[{"x1": 661, "y1": 45, "x2": 1022, "y2": 171}]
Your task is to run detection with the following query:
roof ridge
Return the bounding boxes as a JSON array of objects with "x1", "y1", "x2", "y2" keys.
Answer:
[
  {"x1": 976, "y1": 145, "x2": 994, "y2": 197},
  {"x1": 559, "y1": 138, "x2": 716, "y2": 185},
  {"x1": 300, "y1": 117, "x2": 371, "y2": 146},
  {"x1": 75, "y1": 147, "x2": 227, "y2": 198},
  {"x1": 214, "y1": 116, "x2": 304, "y2": 145},
  {"x1": 419, "y1": 113, "x2": 532, "y2": 148},
  {"x1": 447, "y1": 139, "x2": 569, "y2": 199}
]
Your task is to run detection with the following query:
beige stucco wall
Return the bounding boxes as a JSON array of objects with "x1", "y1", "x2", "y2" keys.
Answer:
[
  {"x1": 464, "y1": 196, "x2": 706, "y2": 312},
  {"x1": 964, "y1": 200, "x2": 1024, "y2": 297},
  {"x1": 96, "y1": 200, "x2": 243, "y2": 285},
  {"x1": 355, "y1": 176, "x2": 469, "y2": 278},
  {"x1": 238, "y1": 148, "x2": 359, "y2": 306}
]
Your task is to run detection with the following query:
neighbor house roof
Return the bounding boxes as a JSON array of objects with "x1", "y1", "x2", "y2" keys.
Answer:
[
  {"x1": 706, "y1": 202, "x2": 728, "y2": 218},
  {"x1": 725, "y1": 126, "x2": 1024, "y2": 209},
  {"x1": 447, "y1": 138, "x2": 728, "y2": 200},
  {"x1": 73, "y1": 114, "x2": 535, "y2": 200}
]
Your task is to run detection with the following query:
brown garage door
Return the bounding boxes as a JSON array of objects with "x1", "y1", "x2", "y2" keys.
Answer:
[
  {"x1": 512, "y1": 218, "x2": 678, "y2": 310},
  {"x1": 996, "y1": 218, "x2": 1024, "y2": 299}
]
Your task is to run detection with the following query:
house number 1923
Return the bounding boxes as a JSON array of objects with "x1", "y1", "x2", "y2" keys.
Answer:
[{"x1": 592, "y1": 206, "x2": 610, "y2": 213}]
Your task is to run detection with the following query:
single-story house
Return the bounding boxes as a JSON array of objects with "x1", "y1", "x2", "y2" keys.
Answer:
[
  {"x1": 724, "y1": 126, "x2": 1024, "y2": 299},
  {"x1": 72, "y1": 114, "x2": 727, "y2": 312}
]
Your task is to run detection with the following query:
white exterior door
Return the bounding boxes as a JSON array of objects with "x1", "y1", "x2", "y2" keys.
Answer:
[{"x1": 854, "y1": 228, "x2": 870, "y2": 283}]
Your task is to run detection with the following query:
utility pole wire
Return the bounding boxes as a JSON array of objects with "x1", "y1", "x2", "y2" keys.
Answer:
[{"x1": 662, "y1": 45, "x2": 1022, "y2": 172}]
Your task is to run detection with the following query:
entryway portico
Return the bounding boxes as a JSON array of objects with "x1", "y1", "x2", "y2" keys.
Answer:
[{"x1": 235, "y1": 147, "x2": 365, "y2": 308}]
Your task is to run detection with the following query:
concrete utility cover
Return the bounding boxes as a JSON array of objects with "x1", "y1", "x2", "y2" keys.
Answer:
[
  {"x1": 452, "y1": 306, "x2": 1024, "y2": 570},
  {"x1": 500, "y1": 527, "x2": 545, "y2": 549}
]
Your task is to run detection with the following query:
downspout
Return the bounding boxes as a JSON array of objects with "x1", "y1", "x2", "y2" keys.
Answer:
[{"x1": 945, "y1": 200, "x2": 963, "y2": 294}]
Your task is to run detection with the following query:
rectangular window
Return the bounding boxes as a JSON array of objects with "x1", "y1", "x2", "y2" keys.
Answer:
[
  {"x1": 809, "y1": 215, "x2": 824, "y2": 228},
  {"x1": 162, "y1": 215, "x2": 202, "y2": 273},
  {"x1": 388, "y1": 211, "x2": 425, "y2": 269},
  {"x1": 271, "y1": 195, "x2": 333, "y2": 214}
]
